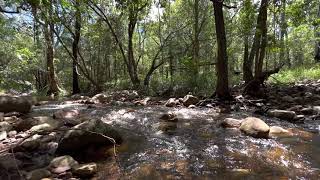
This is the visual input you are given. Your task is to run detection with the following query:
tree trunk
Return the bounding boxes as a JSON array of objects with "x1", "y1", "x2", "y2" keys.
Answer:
[
  {"x1": 315, "y1": 3, "x2": 320, "y2": 62},
  {"x1": 127, "y1": 13, "x2": 140, "y2": 87},
  {"x1": 255, "y1": 1, "x2": 268, "y2": 78},
  {"x1": 212, "y1": 0, "x2": 230, "y2": 99},
  {"x1": 192, "y1": 0, "x2": 200, "y2": 79},
  {"x1": 44, "y1": 1, "x2": 59, "y2": 96},
  {"x1": 279, "y1": 0, "x2": 287, "y2": 66},
  {"x1": 243, "y1": 36, "x2": 252, "y2": 82},
  {"x1": 72, "y1": 0, "x2": 81, "y2": 95}
]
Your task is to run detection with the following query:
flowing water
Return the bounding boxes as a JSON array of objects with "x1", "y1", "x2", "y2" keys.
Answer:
[{"x1": 33, "y1": 102, "x2": 320, "y2": 179}]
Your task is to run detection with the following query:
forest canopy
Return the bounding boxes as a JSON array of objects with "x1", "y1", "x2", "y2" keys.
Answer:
[{"x1": 0, "y1": 0, "x2": 319, "y2": 98}]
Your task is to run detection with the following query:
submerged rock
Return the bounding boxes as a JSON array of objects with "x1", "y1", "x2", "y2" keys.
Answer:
[
  {"x1": 0, "y1": 95, "x2": 32, "y2": 113},
  {"x1": 56, "y1": 119, "x2": 122, "y2": 154},
  {"x1": 267, "y1": 110, "x2": 296, "y2": 121},
  {"x1": 240, "y1": 117, "x2": 270, "y2": 138},
  {"x1": 269, "y1": 126, "x2": 293, "y2": 138},
  {"x1": 220, "y1": 118, "x2": 242, "y2": 128},
  {"x1": 53, "y1": 109, "x2": 80, "y2": 120},
  {"x1": 159, "y1": 112, "x2": 178, "y2": 122}
]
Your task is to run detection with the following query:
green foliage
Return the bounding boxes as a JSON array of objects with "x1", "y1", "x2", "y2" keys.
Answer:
[{"x1": 271, "y1": 64, "x2": 320, "y2": 84}]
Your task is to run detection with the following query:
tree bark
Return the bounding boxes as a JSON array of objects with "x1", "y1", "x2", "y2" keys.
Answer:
[
  {"x1": 72, "y1": 0, "x2": 81, "y2": 95},
  {"x1": 192, "y1": 0, "x2": 200, "y2": 78},
  {"x1": 315, "y1": 3, "x2": 320, "y2": 62},
  {"x1": 44, "y1": 0, "x2": 59, "y2": 96},
  {"x1": 212, "y1": 0, "x2": 231, "y2": 99}
]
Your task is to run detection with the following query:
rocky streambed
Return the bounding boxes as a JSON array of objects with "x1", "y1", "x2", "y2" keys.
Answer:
[{"x1": 0, "y1": 81, "x2": 320, "y2": 180}]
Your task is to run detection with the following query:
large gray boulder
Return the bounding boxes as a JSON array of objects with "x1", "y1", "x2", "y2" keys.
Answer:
[
  {"x1": 56, "y1": 119, "x2": 122, "y2": 154},
  {"x1": 0, "y1": 96, "x2": 32, "y2": 113},
  {"x1": 240, "y1": 117, "x2": 270, "y2": 138},
  {"x1": 182, "y1": 95, "x2": 199, "y2": 107}
]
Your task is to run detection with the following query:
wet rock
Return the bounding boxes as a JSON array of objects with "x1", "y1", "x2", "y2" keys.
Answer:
[
  {"x1": 72, "y1": 163, "x2": 97, "y2": 177},
  {"x1": 14, "y1": 136, "x2": 41, "y2": 152},
  {"x1": 70, "y1": 94, "x2": 89, "y2": 100},
  {"x1": 0, "y1": 112, "x2": 3, "y2": 121},
  {"x1": 240, "y1": 117, "x2": 270, "y2": 138},
  {"x1": 0, "y1": 121, "x2": 13, "y2": 132},
  {"x1": 300, "y1": 107, "x2": 314, "y2": 115},
  {"x1": 159, "y1": 122, "x2": 177, "y2": 134},
  {"x1": 313, "y1": 106, "x2": 320, "y2": 114},
  {"x1": 269, "y1": 126, "x2": 292, "y2": 137},
  {"x1": 26, "y1": 169, "x2": 51, "y2": 180},
  {"x1": 30, "y1": 122, "x2": 59, "y2": 134},
  {"x1": 159, "y1": 112, "x2": 178, "y2": 122},
  {"x1": 0, "y1": 131, "x2": 6, "y2": 141},
  {"x1": 267, "y1": 110, "x2": 296, "y2": 121},
  {"x1": 49, "y1": 155, "x2": 79, "y2": 174},
  {"x1": 287, "y1": 105, "x2": 303, "y2": 112},
  {"x1": 165, "y1": 98, "x2": 179, "y2": 107},
  {"x1": 282, "y1": 95, "x2": 294, "y2": 102},
  {"x1": 0, "y1": 154, "x2": 22, "y2": 170},
  {"x1": 13, "y1": 118, "x2": 35, "y2": 132},
  {"x1": 220, "y1": 118, "x2": 242, "y2": 128},
  {"x1": 56, "y1": 119, "x2": 122, "y2": 154},
  {"x1": 182, "y1": 95, "x2": 199, "y2": 107},
  {"x1": 0, "y1": 95, "x2": 32, "y2": 113}
]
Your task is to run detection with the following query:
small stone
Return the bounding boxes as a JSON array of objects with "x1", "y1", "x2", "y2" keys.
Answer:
[
  {"x1": 0, "y1": 131, "x2": 7, "y2": 141},
  {"x1": 26, "y1": 169, "x2": 51, "y2": 180},
  {"x1": 72, "y1": 163, "x2": 97, "y2": 177},
  {"x1": 14, "y1": 137, "x2": 41, "y2": 152},
  {"x1": 8, "y1": 130, "x2": 17, "y2": 138},
  {"x1": 49, "y1": 155, "x2": 79, "y2": 174},
  {"x1": 53, "y1": 109, "x2": 80, "y2": 120}
]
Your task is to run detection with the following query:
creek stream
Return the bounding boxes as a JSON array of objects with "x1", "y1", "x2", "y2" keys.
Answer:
[{"x1": 32, "y1": 102, "x2": 320, "y2": 179}]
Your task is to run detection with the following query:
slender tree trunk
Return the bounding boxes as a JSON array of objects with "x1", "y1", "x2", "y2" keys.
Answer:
[
  {"x1": 193, "y1": 0, "x2": 200, "y2": 79},
  {"x1": 72, "y1": 0, "x2": 81, "y2": 94},
  {"x1": 280, "y1": 0, "x2": 287, "y2": 66},
  {"x1": 243, "y1": 36, "x2": 251, "y2": 82},
  {"x1": 212, "y1": 0, "x2": 230, "y2": 99},
  {"x1": 44, "y1": 1, "x2": 59, "y2": 96},
  {"x1": 315, "y1": 4, "x2": 320, "y2": 62},
  {"x1": 127, "y1": 13, "x2": 140, "y2": 87}
]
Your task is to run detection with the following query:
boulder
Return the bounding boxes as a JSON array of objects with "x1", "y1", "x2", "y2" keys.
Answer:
[
  {"x1": 182, "y1": 95, "x2": 199, "y2": 107},
  {"x1": 220, "y1": 118, "x2": 242, "y2": 128},
  {"x1": 165, "y1": 98, "x2": 179, "y2": 107},
  {"x1": 282, "y1": 95, "x2": 294, "y2": 103},
  {"x1": 13, "y1": 136, "x2": 41, "y2": 152},
  {"x1": 269, "y1": 126, "x2": 292, "y2": 137},
  {"x1": 56, "y1": 119, "x2": 122, "y2": 154},
  {"x1": 29, "y1": 116, "x2": 60, "y2": 133},
  {"x1": 0, "y1": 96, "x2": 32, "y2": 113},
  {"x1": 267, "y1": 110, "x2": 296, "y2": 121},
  {"x1": 239, "y1": 117, "x2": 270, "y2": 138},
  {"x1": 49, "y1": 155, "x2": 79, "y2": 174},
  {"x1": 72, "y1": 163, "x2": 97, "y2": 177},
  {"x1": 26, "y1": 169, "x2": 51, "y2": 180}
]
